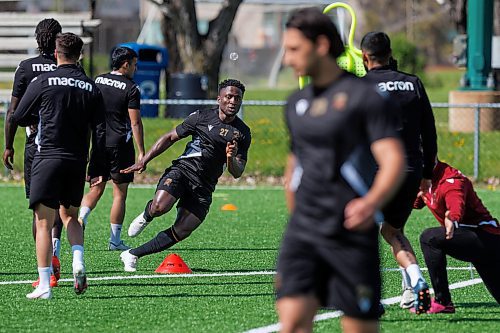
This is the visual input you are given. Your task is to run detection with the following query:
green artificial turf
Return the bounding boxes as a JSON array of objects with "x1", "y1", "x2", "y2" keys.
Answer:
[{"x1": 0, "y1": 186, "x2": 499, "y2": 332}]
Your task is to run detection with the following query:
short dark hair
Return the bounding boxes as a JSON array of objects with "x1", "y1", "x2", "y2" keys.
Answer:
[
  {"x1": 361, "y1": 31, "x2": 392, "y2": 60},
  {"x1": 111, "y1": 47, "x2": 138, "y2": 70},
  {"x1": 55, "y1": 33, "x2": 83, "y2": 62},
  {"x1": 285, "y1": 7, "x2": 344, "y2": 58},
  {"x1": 35, "y1": 18, "x2": 62, "y2": 55},
  {"x1": 218, "y1": 79, "x2": 245, "y2": 96}
]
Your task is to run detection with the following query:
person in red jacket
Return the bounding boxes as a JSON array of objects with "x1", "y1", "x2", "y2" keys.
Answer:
[{"x1": 414, "y1": 160, "x2": 500, "y2": 313}]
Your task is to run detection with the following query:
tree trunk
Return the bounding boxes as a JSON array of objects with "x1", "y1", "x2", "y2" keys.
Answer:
[{"x1": 160, "y1": 0, "x2": 242, "y2": 98}]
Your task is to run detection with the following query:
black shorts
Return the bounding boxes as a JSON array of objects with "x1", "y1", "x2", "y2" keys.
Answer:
[
  {"x1": 88, "y1": 142, "x2": 135, "y2": 184},
  {"x1": 382, "y1": 170, "x2": 421, "y2": 229},
  {"x1": 276, "y1": 225, "x2": 381, "y2": 320},
  {"x1": 156, "y1": 166, "x2": 212, "y2": 221},
  {"x1": 29, "y1": 157, "x2": 86, "y2": 210},
  {"x1": 23, "y1": 142, "x2": 37, "y2": 198}
]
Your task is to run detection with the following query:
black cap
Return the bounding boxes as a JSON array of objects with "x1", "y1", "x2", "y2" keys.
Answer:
[{"x1": 360, "y1": 31, "x2": 391, "y2": 56}]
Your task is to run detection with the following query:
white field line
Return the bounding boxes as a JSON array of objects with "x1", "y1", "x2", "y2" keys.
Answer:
[
  {"x1": 0, "y1": 270, "x2": 276, "y2": 286},
  {"x1": 243, "y1": 278, "x2": 484, "y2": 333},
  {"x1": 0, "y1": 266, "x2": 476, "y2": 286}
]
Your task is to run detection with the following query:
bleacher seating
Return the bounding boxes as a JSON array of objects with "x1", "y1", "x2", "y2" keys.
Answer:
[{"x1": 0, "y1": 12, "x2": 101, "y2": 104}]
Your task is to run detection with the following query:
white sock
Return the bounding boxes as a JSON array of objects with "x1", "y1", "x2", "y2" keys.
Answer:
[
  {"x1": 400, "y1": 266, "x2": 412, "y2": 289},
  {"x1": 52, "y1": 238, "x2": 61, "y2": 258},
  {"x1": 406, "y1": 264, "x2": 424, "y2": 288},
  {"x1": 110, "y1": 224, "x2": 122, "y2": 244},
  {"x1": 72, "y1": 245, "x2": 84, "y2": 271},
  {"x1": 38, "y1": 267, "x2": 51, "y2": 290},
  {"x1": 78, "y1": 206, "x2": 92, "y2": 226}
]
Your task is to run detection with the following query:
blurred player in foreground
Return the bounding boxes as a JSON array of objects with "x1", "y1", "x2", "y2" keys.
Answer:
[
  {"x1": 277, "y1": 7, "x2": 405, "y2": 333},
  {"x1": 118, "y1": 79, "x2": 251, "y2": 273}
]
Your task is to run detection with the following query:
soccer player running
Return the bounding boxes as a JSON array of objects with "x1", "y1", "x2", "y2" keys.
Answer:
[
  {"x1": 2, "y1": 19, "x2": 65, "y2": 287},
  {"x1": 278, "y1": 8, "x2": 405, "y2": 333},
  {"x1": 118, "y1": 79, "x2": 251, "y2": 272},
  {"x1": 361, "y1": 32, "x2": 438, "y2": 313},
  {"x1": 414, "y1": 160, "x2": 500, "y2": 313},
  {"x1": 78, "y1": 46, "x2": 145, "y2": 250},
  {"x1": 10, "y1": 33, "x2": 106, "y2": 299}
]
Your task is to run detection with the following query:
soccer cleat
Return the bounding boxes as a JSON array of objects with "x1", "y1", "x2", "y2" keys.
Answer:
[
  {"x1": 52, "y1": 256, "x2": 61, "y2": 280},
  {"x1": 413, "y1": 279, "x2": 431, "y2": 314},
  {"x1": 120, "y1": 250, "x2": 138, "y2": 272},
  {"x1": 399, "y1": 287, "x2": 415, "y2": 309},
  {"x1": 26, "y1": 287, "x2": 52, "y2": 300},
  {"x1": 32, "y1": 275, "x2": 58, "y2": 288},
  {"x1": 128, "y1": 212, "x2": 151, "y2": 237},
  {"x1": 108, "y1": 240, "x2": 131, "y2": 251},
  {"x1": 73, "y1": 264, "x2": 87, "y2": 295},
  {"x1": 427, "y1": 299, "x2": 455, "y2": 314}
]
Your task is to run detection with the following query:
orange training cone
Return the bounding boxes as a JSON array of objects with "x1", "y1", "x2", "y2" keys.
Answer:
[
  {"x1": 221, "y1": 203, "x2": 238, "y2": 211},
  {"x1": 155, "y1": 253, "x2": 192, "y2": 274}
]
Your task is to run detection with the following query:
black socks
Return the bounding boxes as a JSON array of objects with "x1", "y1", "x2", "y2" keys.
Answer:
[
  {"x1": 143, "y1": 200, "x2": 154, "y2": 222},
  {"x1": 130, "y1": 227, "x2": 180, "y2": 258}
]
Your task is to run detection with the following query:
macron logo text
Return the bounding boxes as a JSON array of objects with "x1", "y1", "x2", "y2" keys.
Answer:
[
  {"x1": 95, "y1": 77, "x2": 127, "y2": 90},
  {"x1": 48, "y1": 77, "x2": 93, "y2": 92},
  {"x1": 378, "y1": 81, "x2": 414, "y2": 92},
  {"x1": 32, "y1": 63, "x2": 57, "y2": 72}
]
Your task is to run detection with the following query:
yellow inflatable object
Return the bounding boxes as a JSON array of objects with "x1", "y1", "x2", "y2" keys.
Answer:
[{"x1": 299, "y1": 2, "x2": 366, "y2": 89}]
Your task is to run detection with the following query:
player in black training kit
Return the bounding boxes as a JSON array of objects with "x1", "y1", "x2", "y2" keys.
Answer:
[
  {"x1": 278, "y1": 8, "x2": 405, "y2": 333},
  {"x1": 118, "y1": 79, "x2": 251, "y2": 272},
  {"x1": 79, "y1": 46, "x2": 145, "y2": 251},
  {"x1": 361, "y1": 32, "x2": 438, "y2": 314},
  {"x1": 2, "y1": 18, "x2": 65, "y2": 288},
  {"x1": 10, "y1": 33, "x2": 106, "y2": 299}
]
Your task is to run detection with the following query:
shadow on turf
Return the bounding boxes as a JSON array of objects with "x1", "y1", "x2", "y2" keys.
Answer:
[
  {"x1": 84, "y1": 292, "x2": 274, "y2": 300},
  {"x1": 175, "y1": 247, "x2": 278, "y2": 252},
  {"x1": 382, "y1": 302, "x2": 500, "y2": 322},
  {"x1": 89, "y1": 268, "x2": 276, "y2": 274},
  {"x1": 91, "y1": 280, "x2": 271, "y2": 288},
  {"x1": 456, "y1": 302, "x2": 499, "y2": 309}
]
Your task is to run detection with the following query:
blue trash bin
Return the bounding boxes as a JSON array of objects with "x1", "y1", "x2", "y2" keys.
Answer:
[{"x1": 118, "y1": 42, "x2": 168, "y2": 117}]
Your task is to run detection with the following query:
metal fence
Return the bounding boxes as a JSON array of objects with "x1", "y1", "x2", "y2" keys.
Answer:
[{"x1": 2, "y1": 99, "x2": 500, "y2": 182}]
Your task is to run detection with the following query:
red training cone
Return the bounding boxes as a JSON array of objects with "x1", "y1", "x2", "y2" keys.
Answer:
[{"x1": 155, "y1": 253, "x2": 192, "y2": 274}]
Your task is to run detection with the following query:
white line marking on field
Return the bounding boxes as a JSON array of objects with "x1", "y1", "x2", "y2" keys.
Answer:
[
  {"x1": 0, "y1": 267, "x2": 477, "y2": 286},
  {"x1": 243, "y1": 278, "x2": 484, "y2": 333},
  {"x1": 0, "y1": 271, "x2": 276, "y2": 286}
]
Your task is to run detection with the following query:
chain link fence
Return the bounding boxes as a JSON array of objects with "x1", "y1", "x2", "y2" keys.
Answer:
[{"x1": 2, "y1": 99, "x2": 499, "y2": 184}]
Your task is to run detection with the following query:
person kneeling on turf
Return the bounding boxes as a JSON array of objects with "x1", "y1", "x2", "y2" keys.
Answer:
[{"x1": 414, "y1": 159, "x2": 500, "y2": 313}]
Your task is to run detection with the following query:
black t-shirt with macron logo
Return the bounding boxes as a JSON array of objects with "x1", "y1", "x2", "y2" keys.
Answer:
[{"x1": 174, "y1": 107, "x2": 251, "y2": 190}]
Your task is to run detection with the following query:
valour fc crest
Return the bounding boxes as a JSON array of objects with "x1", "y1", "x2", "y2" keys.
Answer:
[
  {"x1": 232, "y1": 130, "x2": 241, "y2": 141},
  {"x1": 309, "y1": 98, "x2": 328, "y2": 117},
  {"x1": 332, "y1": 92, "x2": 348, "y2": 111}
]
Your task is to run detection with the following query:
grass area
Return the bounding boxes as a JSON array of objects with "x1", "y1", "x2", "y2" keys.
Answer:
[
  {"x1": 1, "y1": 68, "x2": 499, "y2": 180},
  {"x1": 0, "y1": 186, "x2": 499, "y2": 332}
]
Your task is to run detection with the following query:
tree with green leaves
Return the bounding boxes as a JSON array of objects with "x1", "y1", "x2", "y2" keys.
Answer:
[{"x1": 149, "y1": 0, "x2": 243, "y2": 97}]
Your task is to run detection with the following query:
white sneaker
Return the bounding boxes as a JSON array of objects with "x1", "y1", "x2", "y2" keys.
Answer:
[
  {"x1": 108, "y1": 240, "x2": 131, "y2": 251},
  {"x1": 400, "y1": 287, "x2": 415, "y2": 309},
  {"x1": 26, "y1": 287, "x2": 52, "y2": 300},
  {"x1": 128, "y1": 212, "x2": 151, "y2": 237},
  {"x1": 73, "y1": 263, "x2": 87, "y2": 295},
  {"x1": 120, "y1": 250, "x2": 138, "y2": 272}
]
